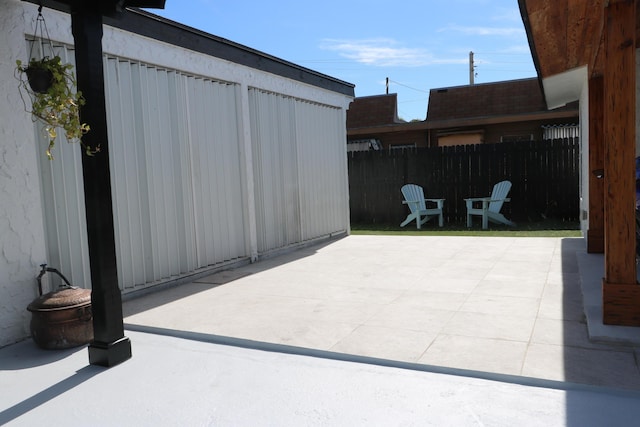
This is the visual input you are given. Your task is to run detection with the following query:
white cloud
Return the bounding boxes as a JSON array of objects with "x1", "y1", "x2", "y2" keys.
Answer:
[
  {"x1": 491, "y1": 8, "x2": 523, "y2": 23},
  {"x1": 499, "y1": 44, "x2": 533, "y2": 54},
  {"x1": 320, "y1": 38, "x2": 466, "y2": 67},
  {"x1": 440, "y1": 25, "x2": 524, "y2": 37}
]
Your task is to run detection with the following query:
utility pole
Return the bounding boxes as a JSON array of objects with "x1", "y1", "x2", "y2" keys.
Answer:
[
  {"x1": 469, "y1": 51, "x2": 474, "y2": 85},
  {"x1": 386, "y1": 77, "x2": 389, "y2": 94}
]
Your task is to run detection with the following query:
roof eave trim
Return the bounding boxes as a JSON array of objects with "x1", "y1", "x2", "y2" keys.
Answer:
[
  {"x1": 518, "y1": 0, "x2": 548, "y2": 107},
  {"x1": 541, "y1": 66, "x2": 588, "y2": 110},
  {"x1": 26, "y1": 0, "x2": 355, "y2": 97}
]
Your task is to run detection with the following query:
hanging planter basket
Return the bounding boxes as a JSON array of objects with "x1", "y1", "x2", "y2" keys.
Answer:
[
  {"x1": 24, "y1": 65, "x2": 54, "y2": 94},
  {"x1": 15, "y1": 5, "x2": 92, "y2": 160}
]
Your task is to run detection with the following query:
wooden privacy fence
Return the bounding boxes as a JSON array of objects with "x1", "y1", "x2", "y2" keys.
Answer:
[{"x1": 347, "y1": 138, "x2": 580, "y2": 225}]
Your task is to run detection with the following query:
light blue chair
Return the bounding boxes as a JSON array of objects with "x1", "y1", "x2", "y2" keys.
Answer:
[
  {"x1": 400, "y1": 184, "x2": 445, "y2": 228},
  {"x1": 465, "y1": 180, "x2": 515, "y2": 229}
]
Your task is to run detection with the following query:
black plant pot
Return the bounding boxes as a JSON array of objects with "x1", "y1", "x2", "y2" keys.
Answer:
[{"x1": 25, "y1": 67, "x2": 53, "y2": 94}]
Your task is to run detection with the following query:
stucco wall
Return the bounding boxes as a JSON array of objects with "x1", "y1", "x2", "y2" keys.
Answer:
[{"x1": 0, "y1": 0, "x2": 48, "y2": 347}]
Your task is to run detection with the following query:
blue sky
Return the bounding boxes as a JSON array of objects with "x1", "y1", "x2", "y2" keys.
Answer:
[{"x1": 145, "y1": 0, "x2": 536, "y2": 121}]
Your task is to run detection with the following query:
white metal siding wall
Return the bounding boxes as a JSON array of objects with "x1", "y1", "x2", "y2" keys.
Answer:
[
  {"x1": 296, "y1": 100, "x2": 349, "y2": 240},
  {"x1": 35, "y1": 47, "x2": 349, "y2": 292},
  {"x1": 33, "y1": 43, "x2": 92, "y2": 290},
  {"x1": 249, "y1": 89, "x2": 301, "y2": 252},
  {"x1": 36, "y1": 46, "x2": 248, "y2": 292},
  {"x1": 104, "y1": 57, "x2": 247, "y2": 291},
  {"x1": 249, "y1": 89, "x2": 348, "y2": 253}
]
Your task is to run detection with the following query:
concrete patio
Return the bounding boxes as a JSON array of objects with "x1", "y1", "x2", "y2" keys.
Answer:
[
  {"x1": 3, "y1": 235, "x2": 640, "y2": 426},
  {"x1": 122, "y1": 235, "x2": 640, "y2": 390}
]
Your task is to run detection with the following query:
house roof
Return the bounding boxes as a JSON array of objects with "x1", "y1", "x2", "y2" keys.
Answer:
[
  {"x1": 346, "y1": 94, "x2": 404, "y2": 129},
  {"x1": 427, "y1": 78, "x2": 549, "y2": 121},
  {"x1": 347, "y1": 79, "x2": 578, "y2": 137},
  {"x1": 424, "y1": 78, "x2": 578, "y2": 129}
]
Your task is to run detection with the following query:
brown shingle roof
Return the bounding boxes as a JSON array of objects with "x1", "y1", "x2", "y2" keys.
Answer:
[
  {"x1": 426, "y1": 78, "x2": 550, "y2": 121},
  {"x1": 346, "y1": 94, "x2": 403, "y2": 128}
]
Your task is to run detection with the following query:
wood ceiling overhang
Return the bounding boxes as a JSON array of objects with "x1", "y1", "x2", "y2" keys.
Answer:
[
  {"x1": 24, "y1": 0, "x2": 166, "y2": 16},
  {"x1": 518, "y1": 0, "x2": 628, "y2": 80}
]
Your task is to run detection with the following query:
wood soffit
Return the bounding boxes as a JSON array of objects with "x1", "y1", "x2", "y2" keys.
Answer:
[{"x1": 521, "y1": 0, "x2": 640, "y2": 79}]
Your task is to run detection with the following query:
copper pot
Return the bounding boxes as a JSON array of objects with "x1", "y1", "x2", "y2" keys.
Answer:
[{"x1": 27, "y1": 265, "x2": 93, "y2": 350}]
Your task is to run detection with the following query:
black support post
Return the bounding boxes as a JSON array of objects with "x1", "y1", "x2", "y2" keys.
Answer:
[{"x1": 70, "y1": 4, "x2": 131, "y2": 367}]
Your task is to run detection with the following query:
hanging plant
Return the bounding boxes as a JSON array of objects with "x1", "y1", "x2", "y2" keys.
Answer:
[
  {"x1": 15, "y1": 6, "x2": 95, "y2": 160},
  {"x1": 17, "y1": 56, "x2": 92, "y2": 159}
]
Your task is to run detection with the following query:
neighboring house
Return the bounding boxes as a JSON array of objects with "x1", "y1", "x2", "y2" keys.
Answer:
[
  {"x1": 0, "y1": 0, "x2": 354, "y2": 347},
  {"x1": 425, "y1": 78, "x2": 578, "y2": 146},
  {"x1": 519, "y1": 0, "x2": 639, "y2": 326},
  {"x1": 347, "y1": 93, "x2": 427, "y2": 151},
  {"x1": 346, "y1": 78, "x2": 579, "y2": 150},
  {"x1": 346, "y1": 93, "x2": 425, "y2": 151}
]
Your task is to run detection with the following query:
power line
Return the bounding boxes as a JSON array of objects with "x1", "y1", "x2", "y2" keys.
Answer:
[
  {"x1": 477, "y1": 60, "x2": 533, "y2": 64},
  {"x1": 398, "y1": 97, "x2": 429, "y2": 104},
  {"x1": 387, "y1": 79, "x2": 429, "y2": 93},
  {"x1": 478, "y1": 68, "x2": 536, "y2": 72},
  {"x1": 474, "y1": 51, "x2": 532, "y2": 56}
]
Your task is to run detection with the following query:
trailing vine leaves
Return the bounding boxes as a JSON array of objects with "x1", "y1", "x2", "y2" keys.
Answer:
[{"x1": 16, "y1": 56, "x2": 96, "y2": 160}]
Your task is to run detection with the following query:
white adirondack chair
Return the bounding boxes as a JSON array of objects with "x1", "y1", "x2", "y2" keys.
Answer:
[
  {"x1": 400, "y1": 184, "x2": 445, "y2": 228},
  {"x1": 465, "y1": 180, "x2": 515, "y2": 229}
]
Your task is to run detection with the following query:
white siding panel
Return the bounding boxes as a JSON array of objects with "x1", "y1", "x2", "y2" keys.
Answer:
[
  {"x1": 188, "y1": 77, "x2": 246, "y2": 267},
  {"x1": 142, "y1": 66, "x2": 181, "y2": 281},
  {"x1": 296, "y1": 100, "x2": 349, "y2": 240},
  {"x1": 170, "y1": 73, "x2": 198, "y2": 275},
  {"x1": 105, "y1": 59, "x2": 247, "y2": 290},
  {"x1": 105, "y1": 58, "x2": 146, "y2": 288},
  {"x1": 249, "y1": 89, "x2": 301, "y2": 253},
  {"x1": 249, "y1": 89, "x2": 348, "y2": 254}
]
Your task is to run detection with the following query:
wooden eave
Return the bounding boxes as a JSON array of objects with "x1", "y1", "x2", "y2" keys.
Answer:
[
  {"x1": 519, "y1": 0, "x2": 607, "y2": 79},
  {"x1": 520, "y1": 0, "x2": 640, "y2": 80}
]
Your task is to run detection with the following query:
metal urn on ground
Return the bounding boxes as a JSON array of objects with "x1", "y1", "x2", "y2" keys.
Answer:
[{"x1": 27, "y1": 264, "x2": 93, "y2": 350}]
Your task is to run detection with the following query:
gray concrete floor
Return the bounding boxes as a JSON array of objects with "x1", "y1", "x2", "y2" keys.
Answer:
[
  {"x1": 123, "y1": 235, "x2": 640, "y2": 391},
  {"x1": 3, "y1": 235, "x2": 640, "y2": 426}
]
